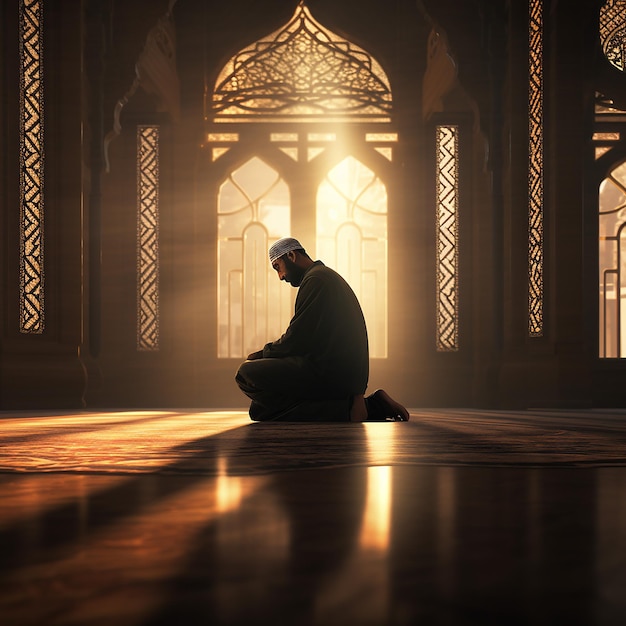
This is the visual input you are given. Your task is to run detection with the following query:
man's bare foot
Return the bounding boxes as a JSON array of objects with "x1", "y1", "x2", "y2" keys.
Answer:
[{"x1": 367, "y1": 389, "x2": 410, "y2": 421}]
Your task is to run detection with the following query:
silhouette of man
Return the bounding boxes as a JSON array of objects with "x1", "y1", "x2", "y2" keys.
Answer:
[{"x1": 235, "y1": 237, "x2": 410, "y2": 422}]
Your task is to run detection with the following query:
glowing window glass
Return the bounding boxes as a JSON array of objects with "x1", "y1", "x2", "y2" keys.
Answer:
[
  {"x1": 316, "y1": 157, "x2": 388, "y2": 358},
  {"x1": 271, "y1": 133, "x2": 298, "y2": 142},
  {"x1": 217, "y1": 158, "x2": 292, "y2": 358},
  {"x1": 599, "y1": 163, "x2": 626, "y2": 358},
  {"x1": 308, "y1": 133, "x2": 336, "y2": 142},
  {"x1": 593, "y1": 132, "x2": 620, "y2": 141},
  {"x1": 279, "y1": 147, "x2": 299, "y2": 161},
  {"x1": 359, "y1": 466, "x2": 392, "y2": 551},
  {"x1": 307, "y1": 147, "x2": 324, "y2": 161},
  {"x1": 208, "y1": 133, "x2": 239, "y2": 142},
  {"x1": 366, "y1": 133, "x2": 398, "y2": 142},
  {"x1": 211, "y1": 1, "x2": 394, "y2": 361},
  {"x1": 212, "y1": 147, "x2": 230, "y2": 161},
  {"x1": 374, "y1": 147, "x2": 393, "y2": 161}
]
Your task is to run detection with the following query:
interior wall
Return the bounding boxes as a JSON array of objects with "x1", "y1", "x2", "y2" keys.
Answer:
[
  {"x1": 0, "y1": 0, "x2": 86, "y2": 409},
  {"x1": 3, "y1": 0, "x2": 625, "y2": 410}
]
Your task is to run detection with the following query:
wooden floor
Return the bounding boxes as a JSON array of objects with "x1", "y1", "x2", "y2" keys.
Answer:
[{"x1": 1, "y1": 408, "x2": 626, "y2": 625}]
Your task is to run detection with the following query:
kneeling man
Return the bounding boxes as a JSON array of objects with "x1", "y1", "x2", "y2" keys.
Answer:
[{"x1": 235, "y1": 237, "x2": 409, "y2": 422}]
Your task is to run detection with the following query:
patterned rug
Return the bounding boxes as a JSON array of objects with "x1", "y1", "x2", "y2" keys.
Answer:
[{"x1": 2, "y1": 408, "x2": 626, "y2": 475}]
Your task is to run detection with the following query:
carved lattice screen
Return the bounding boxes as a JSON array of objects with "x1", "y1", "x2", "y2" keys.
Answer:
[
  {"x1": 19, "y1": 0, "x2": 44, "y2": 333},
  {"x1": 528, "y1": 0, "x2": 544, "y2": 337},
  {"x1": 137, "y1": 126, "x2": 160, "y2": 351},
  {"x1": 435, "y1": 126, "x2": 459, "y2": 351}
]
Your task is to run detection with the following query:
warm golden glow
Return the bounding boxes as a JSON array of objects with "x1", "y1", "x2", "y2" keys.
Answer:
[
  {"x1": 279, "y1": 147, "x2": 299, "y2": 161},
  {"x1": 363, "y1": 421, "x2": 397, "y2": 465},
  {"x1": 317, "y1": 157, "x2": 388, "y2": 357},
  {"x1": 366, "y1": 133, "x2": 398, "y2": 142},
  {"x1": 209, "y1": 1, "x2": 395, "y2": 358},
  {"x1": 208, "y1": 133, "x2": 239, "y2": 142},
  {"x1": 271, "y1": 133, "x2": 298, "y2": 142},
  {"x1": 308, "y1": 133, "x2": 336, "y2": 142},
  {"x1": 593, "y1": 132, "x2": 620, "y2": 141},
  {"x1": 359, "y1": 466, "x2": 392, "y2": 551},
  {"x1": 0, "y1": 411, "x2": 248, "y2": 473},
  {"x1": 217, "y1": 158, "x2": 292, "y2": 358},
  {"x1": 373, "y1": 147, "x2": 393, "y2": 161},
  {"x1": 211, "y1": 2, "x2": 392, "y2": 122},
  {"x1": 598, "y1": 166, "x2": 626, "y2": 357},
  {"x1": 212, "y1": 147, "x2": 230, "y2": 161},
  {"x1": 307, "y1": 147, "x2": 324, "y2": 161},
  {"x1": 216, "y1": 456, "x2": 244, "y2": 513}
]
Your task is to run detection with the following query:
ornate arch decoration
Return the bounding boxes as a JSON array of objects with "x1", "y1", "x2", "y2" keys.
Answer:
[
  {"x1": 211, "y1": 0, "x2": 392, "y2": 122},
  {"x1": 600, "y1": 0, "x2": 626, "y2": 72}
]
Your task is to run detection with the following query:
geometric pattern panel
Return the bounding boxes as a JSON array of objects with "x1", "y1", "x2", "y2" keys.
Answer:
[
  {"x1": 600, "y1": 0, "x2": 626, "y2": 72},
  {"x1": 212, "y1": 1, "x2": 392, "y2": 122},
  {"x1": 137, "y1": 126, "x2": 160, "y2": 351},
  {"x1": 528, "y1": 0, "x2": 544, "y2": 337},
  {"x1": 19, "y1": 0, "x2": 44, "y2": 333},
  {"x1": 435, "y1": 126, "x2": 459, "y2": 351}
]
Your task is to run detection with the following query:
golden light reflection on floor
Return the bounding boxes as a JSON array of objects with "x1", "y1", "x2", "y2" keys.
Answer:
[
  {"x1": 3, "y1": 408, "x2": 626, "y2": 626},
  {"x1": 216, "y1": 455, "x2": 244, "y2": 513},
  {"x1": 359, "y1": 465, "x2": 392, "y2": 552},
  {"x1": 0, "y1": 411, "x2": 250, "y2": 473},
  {"x1": 363, "y1": 420, "x2": 398, "y2": 465}
]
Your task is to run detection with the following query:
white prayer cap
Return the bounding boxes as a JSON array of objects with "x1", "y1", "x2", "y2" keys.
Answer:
[{"x1": 269, "y1": 237, "x2": 304, "y2": 263}]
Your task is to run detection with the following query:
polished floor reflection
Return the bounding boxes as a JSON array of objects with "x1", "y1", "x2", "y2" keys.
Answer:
[{"x1": 1, "y1": 409, "x2": 626, "y2": 625}]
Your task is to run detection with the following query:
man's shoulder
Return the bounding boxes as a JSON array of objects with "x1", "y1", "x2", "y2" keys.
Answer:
[
  {"x1": 304, "y1": 261, "x2": 340, "y2": 282},
  {"x1": 302, "y1": 262, "x2": 354, "y2": 295}
]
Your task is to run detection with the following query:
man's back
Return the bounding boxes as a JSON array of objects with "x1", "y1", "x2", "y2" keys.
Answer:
[{"x1": 264, "y1": 261, "x2": 369, "y2": 396}]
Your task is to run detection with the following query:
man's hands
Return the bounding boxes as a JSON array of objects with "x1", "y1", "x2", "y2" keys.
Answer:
[{"x1": 246, "y1": 350, "x2": 264, "y2": 360}]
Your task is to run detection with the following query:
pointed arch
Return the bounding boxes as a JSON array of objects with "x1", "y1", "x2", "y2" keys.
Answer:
[
  {"x1": 211, "y1": 1, "x2": 392, "y2": 122},
  {"x1": 209, "y1": 2, "x2": 395, "y2": 360}
]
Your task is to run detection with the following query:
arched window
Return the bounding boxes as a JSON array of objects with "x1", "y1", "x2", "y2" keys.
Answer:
[
  {"x1": 209, "y1": 1, "x2": 395, "y2": 359},
  {"x1": 217, "y1": 157, "x2": 292, "y2": 358},
  {"x1": 316, "y1": 157, "x2": 388, "y2": 357},
  {"x1": 599, "y1": 161, "x2": 626, "y2": 358}
]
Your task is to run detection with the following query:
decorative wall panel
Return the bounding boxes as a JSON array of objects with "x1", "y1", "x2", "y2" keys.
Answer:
[
  {"x1": 19, "y1": 0, "x2": 44, "y2": 333},
  {"x1": 528, "y1": 0, "x2": 544, "y2": 336},
  {"x1": 137, "y1": 126, "x2": 160, "y2": 351},
  {"x1": 435, "y1": 125, "x2": 459, "y2": 352}
]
